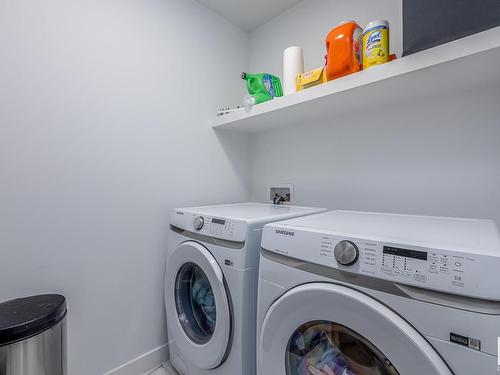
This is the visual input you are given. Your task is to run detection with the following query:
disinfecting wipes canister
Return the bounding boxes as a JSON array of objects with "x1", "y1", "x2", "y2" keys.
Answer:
[{"x1": 362, "y1": 20, "x2": 389, "y2": 69}]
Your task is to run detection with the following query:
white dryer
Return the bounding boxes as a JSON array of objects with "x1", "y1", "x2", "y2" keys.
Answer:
[
  {"x1": 164, "y1": 203, "x2": 325, "y2": 375},
  {"x1": 257, "y1": 210, "x2": 500, "y2": 375}
]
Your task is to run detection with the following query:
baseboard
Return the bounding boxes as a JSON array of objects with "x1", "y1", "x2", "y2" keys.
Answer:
[{"x1": 103, "y1": 343, "x2": 169, "y2": 375}]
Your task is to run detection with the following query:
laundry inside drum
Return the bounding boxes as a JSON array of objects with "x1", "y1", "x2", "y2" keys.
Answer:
[
  {"x1": 286, "y1": 320, "x2": 399, "y2": 375},
  {"x1": 175, "y1": 262, "x2": 217, "y2": 344}
]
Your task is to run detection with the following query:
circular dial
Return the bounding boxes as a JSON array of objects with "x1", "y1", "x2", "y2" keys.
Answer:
[
  {"x1": 193, "y1": 216, "x2": 204, "y2": 231},
  {"x1": 334, "y1": 240, "x2": 359, "y2": 266}
]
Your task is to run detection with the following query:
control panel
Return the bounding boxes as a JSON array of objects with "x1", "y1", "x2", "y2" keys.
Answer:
[
  {"x1": 264, "y1": 226, "x2": 500, "y2": 300},
  {"x1": 319, "y1": 234, "x2": 475, "y2": 292},
  {"x1": 170, "y1": 210, "x2": 247, "y2": 243}
]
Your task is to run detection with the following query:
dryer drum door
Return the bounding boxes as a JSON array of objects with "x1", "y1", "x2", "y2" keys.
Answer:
[
  {"x1": 259, "y1": 283, "x2": 453, "y2": 375},
  {"x1": 165, "y1": 241, "x2": 231, "y2": 370}
]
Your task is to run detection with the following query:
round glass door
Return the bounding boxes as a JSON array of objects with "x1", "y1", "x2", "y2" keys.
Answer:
[
  {"x1": 165, "y1": 241, "x2": 231, "y2": 369},
  {"x1": 175, "y1": 262, "x2": 217, "y2": 344},
  {"x1": 286, "y1": 320, "x2": 399, "y2": 375},
  {"x1": 259, "y1": 283, "x2": 453, "y2": 375}
]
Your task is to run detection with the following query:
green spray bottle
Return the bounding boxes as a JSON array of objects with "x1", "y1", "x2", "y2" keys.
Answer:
[{"x1": 241, "y1": 72, "x2": 283, "y2": 105}]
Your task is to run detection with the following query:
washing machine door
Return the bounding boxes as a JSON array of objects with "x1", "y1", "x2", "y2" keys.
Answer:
[
  {"x1": 259, "y1": 283, "x2": 452, "y2": 375},
  {"x1": 165, "y1": 241, "x2": 231, "y2": 370}
]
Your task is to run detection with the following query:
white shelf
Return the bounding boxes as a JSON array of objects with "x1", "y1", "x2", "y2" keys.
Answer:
[{"x1": 212, "y1": 27, "x2": 500, "y2": 133}]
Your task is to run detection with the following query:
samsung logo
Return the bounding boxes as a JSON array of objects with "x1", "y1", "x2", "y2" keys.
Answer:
[
  {"x1": 176, "y1": 211, "x2": 184, "y2": 215},
  {"x1": 276, "y1": 229, "x2": 295, "y2": 237}
]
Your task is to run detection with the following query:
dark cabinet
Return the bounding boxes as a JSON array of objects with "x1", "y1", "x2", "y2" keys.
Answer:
[{"x1": 403, "y1": 0, "x2": 500, "y2": 56}]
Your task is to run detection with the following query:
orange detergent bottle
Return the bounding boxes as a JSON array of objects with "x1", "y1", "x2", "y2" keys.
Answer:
[{"x1": 325, "y1": 21, "x2": 363, "y2": 81}]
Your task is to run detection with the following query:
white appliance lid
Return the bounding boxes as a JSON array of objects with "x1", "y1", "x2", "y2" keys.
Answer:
[
  {"x1": 177, "y1": 203, "x2": 325, "y2": 222},
  {"x1": 268, "y1": 210, "x2": 500, "y2": 256}
]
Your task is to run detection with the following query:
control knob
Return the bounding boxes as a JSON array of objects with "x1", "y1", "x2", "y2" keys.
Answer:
[
  {"x1": 193, "y1": 216, "x2": 204, "y2": 231},
  {"x1": 334, "y1": 240, "x2": 359, "y2": 266}
]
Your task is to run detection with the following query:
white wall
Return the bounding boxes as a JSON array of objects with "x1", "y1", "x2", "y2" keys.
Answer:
[
  {"x1": 247, "y1": 0, "x2": 500, "y2": 225},
  {"x1": 0, "y1": 0, "x2": 249, "y2": 374},
  {"x1": 249, "y1": 90, "x2": 500, "y2": 223}
]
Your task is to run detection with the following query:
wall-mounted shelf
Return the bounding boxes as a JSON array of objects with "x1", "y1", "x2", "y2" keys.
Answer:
[{"x1": 212, "y1": 27, "x2": 500, "y2": 133}]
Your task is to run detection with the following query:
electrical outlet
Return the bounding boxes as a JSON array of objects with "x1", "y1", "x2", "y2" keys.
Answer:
[{"x1": 268, "y1": 184, "x2": 293, "y2": 205}]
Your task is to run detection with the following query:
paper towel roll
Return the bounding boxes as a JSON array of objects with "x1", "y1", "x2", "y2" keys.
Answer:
[{"x1": 283, "y1": 46, "x2": 304, "y2": 95}]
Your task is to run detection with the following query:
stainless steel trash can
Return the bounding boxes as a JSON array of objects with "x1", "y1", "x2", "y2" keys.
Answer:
[{"x1": 0, "y1": 295, "x2": 67, "y2": 375}]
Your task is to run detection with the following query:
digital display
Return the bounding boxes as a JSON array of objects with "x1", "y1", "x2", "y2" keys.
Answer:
[
  {"x1": 211, "y1": 218, "x2": 226, "y2": 225},
  {"x1": 383, "y1": 246, "x2": 427, "y2": 261}
]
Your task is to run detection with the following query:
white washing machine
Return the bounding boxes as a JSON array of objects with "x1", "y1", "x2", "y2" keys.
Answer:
[
  {"x1": 164, "y1": 203, "x2": 326, "y2": 375},
  {"x1": 257, "y1": 210, "x2": 500, "y2": 375}
]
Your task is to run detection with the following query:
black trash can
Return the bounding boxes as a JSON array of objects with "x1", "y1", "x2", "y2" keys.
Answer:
[{"x1": 0, "y1": 295, "x2": 67, "y2": 375}]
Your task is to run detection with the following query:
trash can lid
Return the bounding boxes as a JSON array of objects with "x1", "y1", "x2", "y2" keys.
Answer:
[{"x1": 0, "y1": 294, "x2": 66, "y2": 346}]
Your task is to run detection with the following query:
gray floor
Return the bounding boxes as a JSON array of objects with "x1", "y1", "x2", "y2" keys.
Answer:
[{"x1": 143, "y1": 366, "x2": 171, "y2": 375}]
